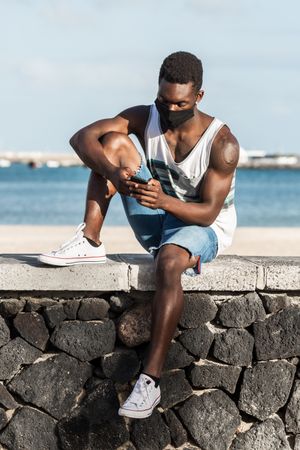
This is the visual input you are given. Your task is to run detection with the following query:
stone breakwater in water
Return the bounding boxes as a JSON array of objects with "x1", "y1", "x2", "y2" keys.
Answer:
[{"x1": 0, "y1": 290, "x2": 299, "y2": 450}]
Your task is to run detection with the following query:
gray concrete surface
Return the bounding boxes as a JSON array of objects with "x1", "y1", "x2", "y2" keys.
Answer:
[
  {"x1": 0, "y1": 254, "x2": 129, "y2": 292},
  {"x1": 1, "y1": 254, "x2": 299, "y2": 292}
]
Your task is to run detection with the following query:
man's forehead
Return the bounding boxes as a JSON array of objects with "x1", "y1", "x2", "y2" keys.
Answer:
[{"x1": 158, "y1": 79, "x2": 195, "y2": 99}]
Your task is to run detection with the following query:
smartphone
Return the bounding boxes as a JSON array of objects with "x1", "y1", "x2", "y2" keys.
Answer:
[{"x1": 130, "y1": 175, "x2": 150, "y2": 184}]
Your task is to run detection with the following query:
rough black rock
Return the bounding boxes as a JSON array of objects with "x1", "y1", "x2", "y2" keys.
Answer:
[
  {"x1": 0, "y1": 337, "x2": 42, "y2": 381},
  {"x1": 0, "y1": 382, "x2": 19, "y2": 409},
  {"x1": 62, "y1": 299, "x2": 81, "y2": 320},
  {"x1": 178, "y1": 390, "x2": 241, "y2": 450},
  {"x1": 0, "y1": 298, "x2": 26, "y2": 317},
  {"x1": 231, "y1": 414, "x2": 291, "y2": 450},
  {"x1": 160, "y1": 370, "x2": 193, "y2": 409},
  {"x1": 179, "y1": 294, "x2": 218, "y2": 328},
  {"x1": 57, "y1": 379, "x2": 129, "y2": 450},
  {"x1": 23, "y1": 297, "x2": 58, "y2": 312},
  {"x1": 117, "y1": 302, "x2": 152, "y2": 347},
  {"x1": 188, "y1": 359, "x2": 242, "y2": 394},
  {"x1": 285, "y1": 379, "x2": 300, "y2": 433},
  {"x1": 84, "y1": 375, "x2": 106, "y2": 393},
  {"x1": 213, "y1": 328, "x2": 254, "y2": 366},
  {"x1": 163, "y1": 408, "x2": 188, "y2": 448},
  {"x1": 0, "y1": 317, "x2": 10, "y2": 348},
  {"x1": 253, "y1": 306, "x2": 300, "y2": 360},
  {"x1": 259, "y1": 292, "x2": 291, "y2": 313},
  {"x1": 162, "y1": 341, "x2": 194, "y2": 371},
  {"x1": 77, "y1": 297, "x2": 110, "y2": 320},
  {"x1": 43, "y1": 304, "x2": 67, "y2": 328},
  {"x1": 217, "y1": 292, "x2": 266, "y2": 327},
  {"x1": 182, "y1": 446, "x2": 202, "y2": 450},
  {"x1": 109, "y1": 293, "x2": 134, "y2": 313},
  {"x1": 101, "y1": 347, "x2": 140, "y2": 383},
  {"x1": 50, "y1": 319, "x2": 116, "y2": 361},
  {"x1": 178, "y1": 324, "x2": 214, "y2": 358},
  {"x1": 115, "y1": 441, "x2": 136, "y2": 450},
  {"x1": 7, "y1": 352, "x2": 92, "y2": 420},
  {"x1": 0, "y1": 408, "x2": 7, "y2": 431},
  {"x1": 13, "y1": 312, "x2": 49, "y2": 350},
  {"x1": 0, "y1": 406, "x2": 58, "y2": 450},
  {"x1": 238, "y1": 360, "x2": 296, "y2": 420},
  {"x1": 93, "y1": 365, "x2": 106, "y2": 379},
  {"x1": 131, "y1": 409, "x2": 171, "y2": 450}
]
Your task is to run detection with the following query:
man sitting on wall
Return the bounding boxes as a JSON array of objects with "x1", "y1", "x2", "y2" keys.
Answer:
[{"x1": 39, "y1": 51, "x2": 239, "y2": 419}]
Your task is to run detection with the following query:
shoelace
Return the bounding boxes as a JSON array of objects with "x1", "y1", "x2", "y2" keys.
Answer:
[
  {"x1": 55, "y1": 222, "x2": 86, "y2": 252},
  {"x1": 126, "y1": 377, "x2": 149, "y2": 406}
]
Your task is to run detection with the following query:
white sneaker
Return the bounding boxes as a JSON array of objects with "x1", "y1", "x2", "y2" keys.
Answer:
[
  {"x1": 38, "y1": 222, "x2": 106, "y2": 266},
  {"x1": 118, "y1": 373, "x2": 161, "y2": 419}
]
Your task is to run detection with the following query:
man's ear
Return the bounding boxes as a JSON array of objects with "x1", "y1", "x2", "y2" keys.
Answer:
[{"x1": 196, "y1": 90, "x2": 205, "y2": 104}]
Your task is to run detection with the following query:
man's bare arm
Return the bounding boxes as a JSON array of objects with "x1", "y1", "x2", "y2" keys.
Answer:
[
  {"x1": 69, "y1": 105, "x2": 149, "y2": 176},
  {"x1": 157, "y1": 128, "x2": 240, "y2": 225}
]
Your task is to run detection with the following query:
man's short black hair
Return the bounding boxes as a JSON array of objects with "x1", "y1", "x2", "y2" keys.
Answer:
[{"x1": 159, "y1": 51, "x2": 203, "y2": 91}]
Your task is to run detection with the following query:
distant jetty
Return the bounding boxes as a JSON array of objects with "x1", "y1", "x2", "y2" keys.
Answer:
[
  {"x1": 0, "y1": 152, "x2": 84, "y2": 168},
  {"x1": 0, "y1": 150, "x2": 300, "y2": 169},
  {"x1": 238, "y1": 148, "x2": 300, "y2": 169}
]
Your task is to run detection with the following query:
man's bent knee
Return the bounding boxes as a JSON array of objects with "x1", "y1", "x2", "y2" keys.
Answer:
[
  {"x1": 101, "y1": 132, "x2": 141, "y2": 170},
  {"x1": 101, "y1": 131, "x2": 132, "y2": 151},
  {"x1": 155, "y1": 244, "x2": 192, "y2": 280}
]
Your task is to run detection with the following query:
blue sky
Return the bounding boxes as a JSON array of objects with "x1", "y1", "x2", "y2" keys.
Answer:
[{"x1": 0, "y1": 0, "x2": 299, "y2": 154}]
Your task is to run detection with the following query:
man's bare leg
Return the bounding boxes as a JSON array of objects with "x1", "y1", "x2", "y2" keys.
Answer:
[
  {"x1": 80, "y1": 132, "x2": 142, "y2": 244},
  {"x1": 39, "y1": 132, "x2": 143, "y2": 266},
  {"x1": 119, "y1": 244, "x2": 197, "y2": 418},
  {"x1": 142, "y1": 244, "x2": 199, "y2": 378},
  {"x1": 83, "y1": 172, "x2": 116, "y2": 245}
]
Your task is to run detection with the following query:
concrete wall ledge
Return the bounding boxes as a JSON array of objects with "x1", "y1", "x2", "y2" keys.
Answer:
[{"x1": 1, "y1": 254, "x2": 299, "y2": 292}]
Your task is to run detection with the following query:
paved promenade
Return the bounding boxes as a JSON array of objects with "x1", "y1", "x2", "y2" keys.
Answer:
[{"x1": 1, "y1": 226, "x2": 300, "y2": 256}]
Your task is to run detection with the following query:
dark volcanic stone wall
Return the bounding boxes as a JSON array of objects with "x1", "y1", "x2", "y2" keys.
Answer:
[{"x1": 0, "y1": 291, "x2": 299, "y2": 450}]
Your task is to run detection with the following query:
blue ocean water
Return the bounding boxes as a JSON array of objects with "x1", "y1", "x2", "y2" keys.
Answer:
[{"x1": 0, "y1": 164, "x2": 299, "y2": 226}]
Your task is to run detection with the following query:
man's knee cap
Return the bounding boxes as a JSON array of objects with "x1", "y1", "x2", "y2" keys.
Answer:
[
  {"x1": 155, "y1": 256, "x2": 181, "y2": 276},
  {"x1": 101, "y1": 131, "x2": 132, "y2": 151}
]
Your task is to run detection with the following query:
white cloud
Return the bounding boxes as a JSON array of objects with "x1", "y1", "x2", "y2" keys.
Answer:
[
  {"x1": 271, "y1": 103, "x2": 292, "y2": 117},
  {"x1": 37, "y1": 0, "x2": 142, "y2": 26},
  {"x1": 18, "y1": 58, "x2": 153, "y2": 90},
  {"x1": 183, "y1": 0, "x2": 240, "y2": 14},
  {"x1": 37, "y1": 0, "x2": 96, "y2": 26}
]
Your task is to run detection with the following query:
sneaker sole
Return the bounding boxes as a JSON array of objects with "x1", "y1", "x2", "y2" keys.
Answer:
[
  {"x1": 118, "y1": 395, "x2": 161, "y2": 419},
  {"x1": 38, "y1": 254, "x2": 107, "y2": 267}
]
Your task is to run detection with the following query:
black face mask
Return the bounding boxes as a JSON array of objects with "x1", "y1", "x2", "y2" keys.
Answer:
[{"x1": 155, "y1": 98, "x2": 195, "y2": 129}]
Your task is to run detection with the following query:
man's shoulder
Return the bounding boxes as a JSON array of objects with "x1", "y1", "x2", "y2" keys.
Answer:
[
  {"x1": 118, "y1": 105, "x2": 151, "y2": 122},
  {"x1": 120, "y1": 104, "x2": 151, "y2": 115},
  {"x1": 118, "y1": 105, "x2": 152, "y2": 135},
  {"x1": 210, "y1": 123, "x2": 240, "y2": 173}
]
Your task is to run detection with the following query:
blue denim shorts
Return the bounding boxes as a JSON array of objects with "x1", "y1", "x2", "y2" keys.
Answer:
[{"x1": 120, "y1": 159, "x2": 218, "y2": 275}]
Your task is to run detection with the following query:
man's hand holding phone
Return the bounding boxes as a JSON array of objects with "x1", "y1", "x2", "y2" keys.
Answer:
[
  {"x1": 108, "y1": 167, "x2": 136, "y2": 195},
  {"x1": 129, "y1": 175, "x2": 150, "y2": 185},
  {"x1": 125, "y1": 175, "x2": 168, "y2": 210}
]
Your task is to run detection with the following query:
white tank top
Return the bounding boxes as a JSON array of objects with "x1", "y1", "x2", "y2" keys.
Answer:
[{"x1": 144, "y1": 103, "x2": 237, "y2": 255}]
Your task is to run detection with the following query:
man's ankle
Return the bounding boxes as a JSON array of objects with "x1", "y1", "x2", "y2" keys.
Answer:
[
  {"x1": 142, "y1": 371, "x2": 160, "y2": 387},
  {"x1": 83, "y1": 235, "x2": 101, "y2": 247}
]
